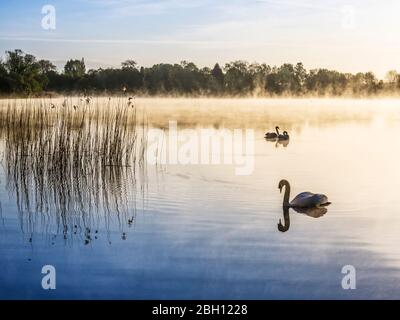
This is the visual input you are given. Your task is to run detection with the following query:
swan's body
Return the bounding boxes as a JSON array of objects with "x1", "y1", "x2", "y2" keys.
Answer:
[
  {"x1": 278, "y1": 131, "x2": 290, "y2": 141},
  {"x1": 290, "y1": 192, "x2": 328, "y2": 208},
  {"x1": 279, "y1": 179, "x2": 330, "y2": 208},
  {"x1": 265, "y1": 126, "x2": 280, "y2": 140}
]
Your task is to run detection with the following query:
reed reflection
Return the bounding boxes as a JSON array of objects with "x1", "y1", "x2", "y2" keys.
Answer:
[{"x1": 2, "y1": 99, "x2": 148, "y2": 246}]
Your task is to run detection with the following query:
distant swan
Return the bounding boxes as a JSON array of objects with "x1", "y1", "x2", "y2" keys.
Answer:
[
  {"x1": 265, "y1": 126, "x2": 280, "y2": 139},
  {"x1": 278, "y1": 131, "x2": 289, "y2": 141},
  {"x1": 278, "y1": 179, "x2": 331, "y2": 208}
]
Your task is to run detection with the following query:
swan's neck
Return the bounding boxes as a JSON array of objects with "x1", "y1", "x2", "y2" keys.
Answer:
[
  {"x1": 283, "y1": 183, "x2": 290, "y2": 206},
  {"x1": 276, "y1": 127, "x2": 280, "y2": 135}
]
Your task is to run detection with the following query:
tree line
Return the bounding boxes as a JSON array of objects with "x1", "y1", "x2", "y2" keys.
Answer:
[{"x1": 1, "y1": 49, "x2": 400, "y2": 97}]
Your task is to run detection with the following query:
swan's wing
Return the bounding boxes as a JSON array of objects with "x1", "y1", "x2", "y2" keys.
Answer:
[
  {"x1": 265, "y1": 132, "x2": 277, "y2": 139},
  {"x1": 290, "y1": 192, "x2": 314, "y2": 207},
  {"x1": 309, "y1": 194, "x2": 329, "y2": 206},
  {"x1": 290, "y1": 192, "x2": 329, "y2": 207}
]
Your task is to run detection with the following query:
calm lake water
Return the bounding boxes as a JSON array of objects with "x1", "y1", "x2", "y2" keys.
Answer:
[{"x1": 1, "y1": 98, "x2": 400, "y2": 299}]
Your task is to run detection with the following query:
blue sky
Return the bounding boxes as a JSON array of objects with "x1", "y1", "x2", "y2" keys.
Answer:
[{"x1": 0, "y1": 0, "x2": 399, "y2": 77}]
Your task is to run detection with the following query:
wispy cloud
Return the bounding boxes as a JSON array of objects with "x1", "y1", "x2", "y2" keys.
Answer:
[
  {"x1": 0, "y1": 36, "x2": 236, "y2": 46},
  {"x1": 83, "y1": 0, "x2": 210, "y2": 15},
  {"x1": 1, "y1": 0, "x2": 400, "y2": 76}
]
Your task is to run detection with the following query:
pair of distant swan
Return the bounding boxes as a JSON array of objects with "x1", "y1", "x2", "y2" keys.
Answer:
[
  {"x1": 277, "y1": 179, "x2": 331, "y2": 232},
  {"x1": 265, "y1": 126, "x2": 289, "y2": 141}
]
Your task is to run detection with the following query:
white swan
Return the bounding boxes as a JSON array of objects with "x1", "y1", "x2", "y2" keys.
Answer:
[
  {"x1": 278, "y1": 179, "x2": 331, "y2": 208},
  {"x1": 265, "y1": 126, "x2": 280, "y2": 139}
]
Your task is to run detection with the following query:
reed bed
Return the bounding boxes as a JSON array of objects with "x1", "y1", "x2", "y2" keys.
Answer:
[{"x1": 1, "y1": 98, "x2": 142, "y2": 167}]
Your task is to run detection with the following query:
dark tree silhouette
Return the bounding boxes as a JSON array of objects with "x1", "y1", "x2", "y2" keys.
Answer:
[
  {"x1": 3, "y1": 50, "x2": 46, "y2": 93},
  {"x1": 211, "y1": 63, "x2": 224, "y2": 91},
  {"x1": 121, "y1": 60, "x2": 138, "y2": 69},
  {"x1": 64, "y1": 58, "x2": 86, "y2": 78},
  {"x1": 0, "y1": 49, "x2": 398, "y2": 97}
]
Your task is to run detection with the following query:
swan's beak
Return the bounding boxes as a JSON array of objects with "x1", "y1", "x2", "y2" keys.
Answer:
[{"x1": 279, "y1": 186, "x2": 282, "y2": 193}]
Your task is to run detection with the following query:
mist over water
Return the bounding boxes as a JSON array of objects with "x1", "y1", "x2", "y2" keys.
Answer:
[{"x1": 0, "y1": 98, "x2": 400, "y2": 299}]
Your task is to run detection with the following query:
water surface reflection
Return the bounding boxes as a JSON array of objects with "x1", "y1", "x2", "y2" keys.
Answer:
[
  {"x1": 278, "y1": 206, "x2": 328, "y2": 232},
  {"x1": 1, "y1": 99, "x2": 400, "y2": 299}
]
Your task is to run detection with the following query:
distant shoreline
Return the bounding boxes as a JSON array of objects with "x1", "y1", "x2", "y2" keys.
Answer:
[
  {"x1": 2, "y1": 94, "x2": 400, "y2": 100},
  {"x1": 2, "y1": 49, "x2": 400, "y2": 98}
]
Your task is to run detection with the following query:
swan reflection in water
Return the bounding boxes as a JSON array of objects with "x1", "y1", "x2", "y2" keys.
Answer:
[
  {"x1": 277, "y1": 179, "x2": 331, "y2": 232},
  {"x1": 277, "y1": 206, "x2": 329, "y2": 232},
  {"x1": 275, "y1": 139, "x2": 289, "y2": 148}
]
